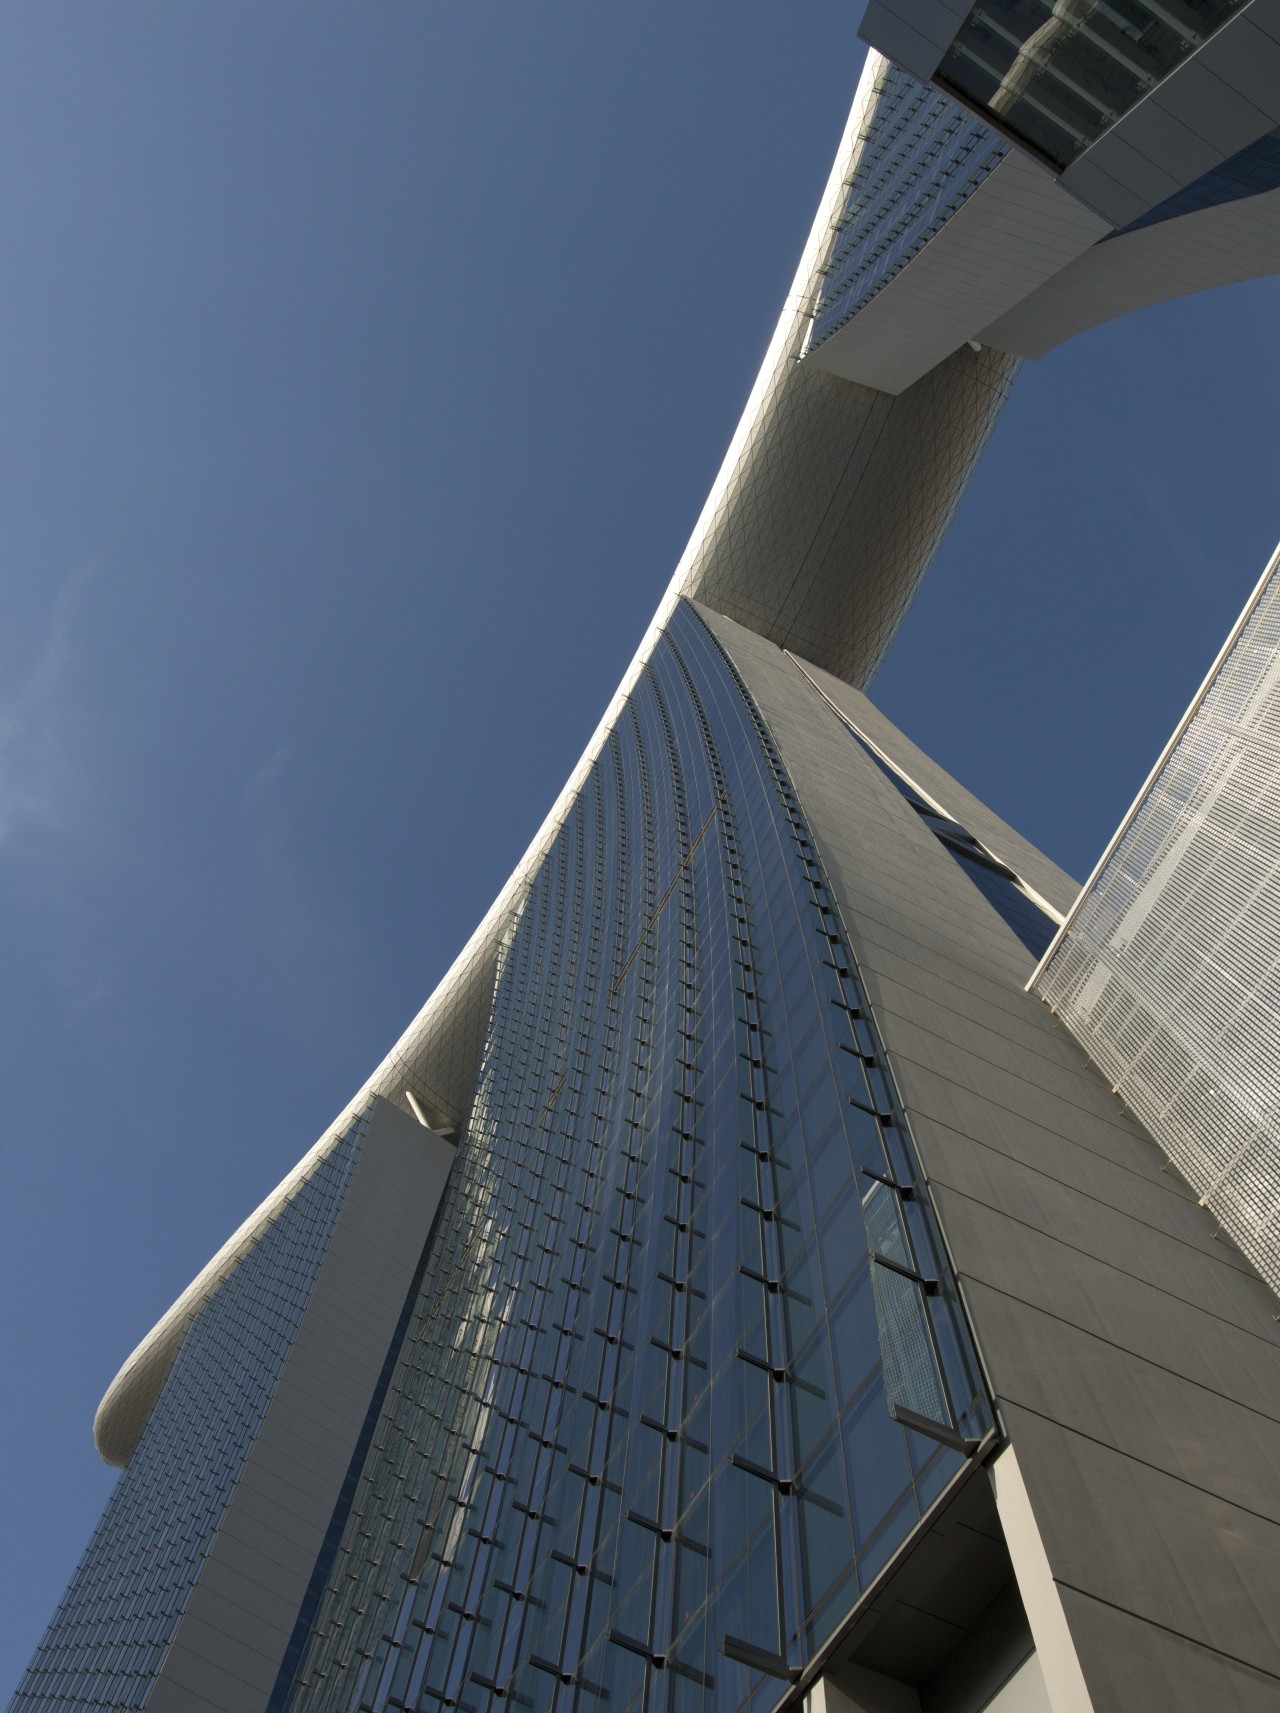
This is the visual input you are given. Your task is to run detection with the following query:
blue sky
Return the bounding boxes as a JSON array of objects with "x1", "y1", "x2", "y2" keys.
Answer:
[{"x1": 4, "y1": 2, "x2": 1280, "y2": 1688}]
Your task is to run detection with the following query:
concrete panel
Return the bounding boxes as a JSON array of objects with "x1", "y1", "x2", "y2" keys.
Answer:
[
  {"x1": 146, "y1": 1680, "x2": 230, "y2": 1713},
  {"x1": 891, "y1": 1055, "x2": 1192, "y2": 1197},
  {"x1": 921, "y1": 1135, "x2": 1279, "y2": 1333},
  {"x1": 1006, "y1": 1408, "x2": 1280, "y2": 1679},
  {"x1": 1063, "y1": 134, "x2": 1183, "y2": 222},
  {"x1": 247, "y1": 1383, "x2": 370, "y2": 1449},
  {"x1": 807, "y1": 155, "x2": 1109, "y2": 394},
  {"x1": 703, "y1": 604, "x2": 1280, "y2": 1711},
  {"x1": 248, "y1": 1390, "x2": 368, "y2": 1456},
  {"x1": 980, "y1": 187, "x2": 1280, "y2": 360},
  {"x1": 1050, "y1": 158, "x2": 1150, "y2": 229},
  {"x1": 931, "y1": 1188, "x2": 1280, "y2": 1418},
  {"x1": 206, "y1": 1508, "x2": 321, "y2": 1584},
  {"x1": 148, "y1": 1666, "x2": 260, "y2": 1713},
  {"x1": 864, "y1": 957, "x2": 1083, "y2": 1069},
  {"x1": 196, "y1": 1479, "x2": 324, "y2": 1556},
  {"x1": 1055, "y1": 1584, "x2": 1280, "y2": 1713},
  {"x1": 1235, "y1": 0, "x2": 1280, "y2": 47},
  {"x1": 258, "y1": 1344, "x2": 385, "y2": 1414},
  {"x1": 868, "y1": 979, "x2": 1139, "y2": 1120},
  {"x1": 878, "y1": 1010, "x2": 1144, "y2": 1136},
  {"x1": 907, "y1": 1110, "x2": 1250, "y2": 1270},
  {"x1": 834, "y1": 879, "x2": 1045, "y2": 993},
  {"x1": 190, "y1": 1554, "x2": 310, "y2": 1632},
  {"x1": 1153, "y1": 58, "x2": 1278, "y2": 154},
  {"x1": 164, "y1": 1586, "x2": 297, "y2": 1679},
  {"x1": 149, "y1": 1627, "x2": 278, "y2": 1713},
  {"x1": 858, "y1": 3, "x2": 946, "y2": 81},
  {"x1": 1099, "y1": 100, "x2": 1223, "y2": 189},
  {"x1": 854, "y1": 926, "x2": 1067, "y2": 1040},
  {"x1": 232, "y1": 1436, "x2": 352, "y2": 1506},
  {"x1": 884, "y1": 0, "x2": 964, "y2": 51},
  {"x1": 1196, "y1": 16, "x2": 1280, "y2": 123},
  {"x1": 967, "y1": 1283, "x2": 1280, "y2": 1521}
]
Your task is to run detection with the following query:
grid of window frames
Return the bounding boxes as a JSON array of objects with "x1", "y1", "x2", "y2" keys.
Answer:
[
  {"x1": 281, "y1": 604, "x2": 990, "y2": 1713},
  {"x1": 935, "y1": 0, "x2": 1249, "y2": 171},
  {"x1": 807, "y1": 63, "x2": 1007, "y2": 351},
  {"x1": 9, "y1": 1115, "x2": 370, "y2": 1713}
]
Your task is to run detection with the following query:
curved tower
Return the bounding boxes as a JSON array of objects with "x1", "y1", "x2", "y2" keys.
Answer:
[{"x1": 14, "y1": 13, "x2": 1280, "y2": 1713}]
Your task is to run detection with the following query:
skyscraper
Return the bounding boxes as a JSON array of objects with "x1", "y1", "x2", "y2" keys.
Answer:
[{"x1": 13, "y1": 10, "x2": 1280, "y2": 1713}]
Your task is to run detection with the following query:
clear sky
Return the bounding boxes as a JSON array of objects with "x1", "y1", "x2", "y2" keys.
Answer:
[{"x1": 4, "y1": 2, "x2": 1280, "y2": 1690}]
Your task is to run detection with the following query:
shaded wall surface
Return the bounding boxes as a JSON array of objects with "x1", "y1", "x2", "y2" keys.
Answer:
[
  {"x1": 699, "y1": 607, "x2": 1280, "y2": 1713},
  {"x1": 679, "y1": 345, "x2": 1016, "y2": 689}
]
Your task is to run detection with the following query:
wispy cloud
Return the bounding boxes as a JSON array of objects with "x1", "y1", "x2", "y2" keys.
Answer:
[
  {"x1": 0, "y1": 556, "x2": 104, "y2": 845},
  {"x1": 238, "y1": 736, "x2": 365, "y2": 1013},
  {"x1": 1125, "y1": 478, "x2": 1221, "y2": 595},
  {"x1": 241, "y1": 737, "x2": 328, "y2": 950},
  {"x1": 243, "y1": 740, "x2": 297, "y2": 812},
  {"x1": 0, "y1": 557, "x2": 125, "y2": 1031}
]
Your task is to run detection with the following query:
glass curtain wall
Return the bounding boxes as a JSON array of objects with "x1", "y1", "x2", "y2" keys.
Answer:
[
  {"x1": 283, "y1": 604, "x2": 990, "y2": 1713},
  {"x1": 8, "y1": 1116, "x2": 370, "y2": 1713},
  {"x1": 936, "y1": 0, "x2": 1249, "y2": 169}
]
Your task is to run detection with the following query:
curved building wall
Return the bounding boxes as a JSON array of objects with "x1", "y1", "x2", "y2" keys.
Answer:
[
  {"x1": 82, "y1": 9, "x2": 1280, "y2": 1499},
  {"x1": 88, "y1": 51, "x2": 1021, "y2": 1463},
  {"x1": 677, "y1": 341, "x2": 1016, "y2": 688},
  {"x1": 807, "y1": 62, "x2": 1008, "y2": 348},
  {"x1": 277, "y1": 603, "x2": 991, "y2": 1713},
  {"x1": 12, "y1": 1117, "x2": 369, "y2": 1713},
  {"x1": 673, "y1": 51, "x2": 1018, "y2": 687}
]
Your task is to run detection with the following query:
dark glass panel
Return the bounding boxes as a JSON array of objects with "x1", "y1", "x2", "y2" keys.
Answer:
[{"x1": 937, "y1": 0, "x2": 1248, "y2": 169}]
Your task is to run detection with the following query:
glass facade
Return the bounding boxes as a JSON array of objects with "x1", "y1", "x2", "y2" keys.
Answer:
[
  {"x1": 9, "y1": 1115, "x2": 370, "y2": 1713},
  {"x1": 935, "y1": 0, "x2": 1249, "y2": 171},
  {"x1": 279, "y1": 603, "x2": 990, "y2": 1713},
  {"x1": 808, "y1": 64, "x2": 1008, "y2": 350}
]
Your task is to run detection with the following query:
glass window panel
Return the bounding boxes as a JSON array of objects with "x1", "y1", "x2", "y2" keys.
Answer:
[
  {"x1": 842, "y1": 1377, "x2": 915, "y2": 1552},
  {"x1": 796, "y1": 1439, "x2": 852, "y2": 1615},
  {"x1": 937, "y1": 0, "x2": 1248, "y2": 169}
]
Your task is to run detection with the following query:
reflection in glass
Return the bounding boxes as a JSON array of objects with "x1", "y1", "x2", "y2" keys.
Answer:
[{"x1": 937, "y1": 0, "x2": 1248, "y2": 169}]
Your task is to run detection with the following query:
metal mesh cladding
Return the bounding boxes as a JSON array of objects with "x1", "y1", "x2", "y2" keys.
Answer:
[
  {"x1": 1035, "y1": 548, "x2": 1280, "y2": 1294},
  {"x1": 277, "y1": 602, "x2": 989, "y2": 1713}
]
